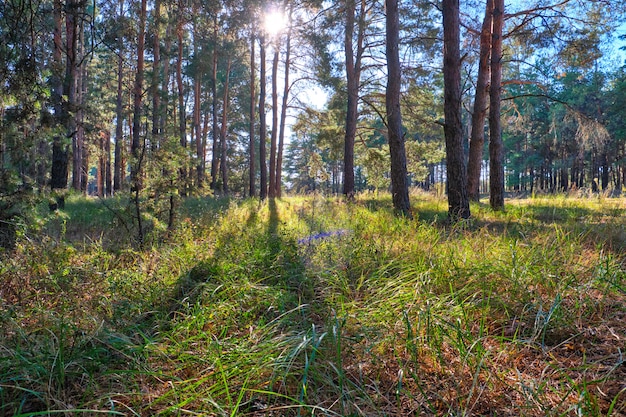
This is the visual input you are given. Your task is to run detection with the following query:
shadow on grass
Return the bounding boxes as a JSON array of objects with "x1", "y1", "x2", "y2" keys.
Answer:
[{"x1": 172, "y1": 197, "x2": 311, "y2": 322}]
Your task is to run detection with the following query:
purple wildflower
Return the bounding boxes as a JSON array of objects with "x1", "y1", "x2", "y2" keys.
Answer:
[{"x1": 298, "y1": 229, "x2": 350, "y2": 245}]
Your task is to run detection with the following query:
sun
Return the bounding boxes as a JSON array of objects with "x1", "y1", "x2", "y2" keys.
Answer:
[{"x1": 264, "y1": 9, "x2": 287, "y2": 37}]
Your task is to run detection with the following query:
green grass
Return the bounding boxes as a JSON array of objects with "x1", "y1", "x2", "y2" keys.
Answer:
[{"x1": 1, "y1": 192, "x2": 625, "y2": 415}]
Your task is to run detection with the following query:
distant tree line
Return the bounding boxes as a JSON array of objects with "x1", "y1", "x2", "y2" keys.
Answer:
[{"x1": 1, "y1": 0, "x2": 625, "y2": 228}]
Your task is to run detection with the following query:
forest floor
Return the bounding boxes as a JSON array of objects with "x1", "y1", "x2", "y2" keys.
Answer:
[{"x1": 1, "y1": 191, "x2": 625, "y2": 416}]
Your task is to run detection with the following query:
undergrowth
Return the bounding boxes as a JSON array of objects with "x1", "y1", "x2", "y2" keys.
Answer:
[{"x1": 1, "y1": 192, "x2": 625, "y2": 416}]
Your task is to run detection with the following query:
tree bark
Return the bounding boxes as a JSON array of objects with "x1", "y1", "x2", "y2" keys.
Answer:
[
  {"x1": 443, "y1": 0, "x2": 470, "y2": 219},
  {"x1": 66, "y1": 0, "x2": 80, "y2": 192},
  {"x1": 160, "y1": 9, "x2": 172, "y2": 140},
  {"x1": 51, "y1": 0, "x2": 68, "y2": 196},
  {"x1": 385, "y1": 0, "x2": 410, "y2": 216},
  {"x1": 269, "y1": 48, "x2": 279, "y2": 198},
  {"x1": 98, "y1": 131, "x2": 105, "y2": 197},
  {"x1": 467, "y1": 0, "x2": 493, "y2": 201},
  {"x1": 105, "y1": 128, "x2": 112, "y2": 196},
  {"x1": 259, "y1": 35, "x2": 268, "y2": 200},
  {"x1": 220, "y1": 58, "x2": 232, "y2": 194},
  {"x1": 176, "y1": 4, "x2": 187, "y2": 193},
  {"x1": 193, "y1": 10, "x2": 204, "y2": 187},
  {"x1": 275, "y1": 5, "x2": 293, "y2": 199},
  {"x1": 113, "y1": 0, "x2": 124, "y2": 193},
  {"x1": 210, "y1": 18, "x2": 220, "y2": 190},
  {"x1": 152, "y1": 0, "x2": 161, "y2": 146},
  {"x1": 489, "y1": 0, "x2": 505, "y2": 210},
  {"x1": 131, "y1": 0, "x2": 147, "y2": 188},
  {"x1": 249, "y1": 34, "x2": 256, "y2": 197},
  {"x1": 78, "y1": 26, "x2": 87, "y2": 194}
]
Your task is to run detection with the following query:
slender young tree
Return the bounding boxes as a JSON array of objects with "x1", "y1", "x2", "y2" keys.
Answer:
[
  {"x1": 489, "y1": 0, "x2": 505, "y2": 210},
  {"x1": 385, "y1": 0, "x2": 410, "y2": 216},
  {"x1": 467, "y1": 0, "x2": 493, "y2": 201},
  {"x1": 442, "y1": 0, "x2": 470, "y2": 219}
]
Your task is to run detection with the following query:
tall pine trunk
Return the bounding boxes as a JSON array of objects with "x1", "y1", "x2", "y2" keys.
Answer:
[
  {"x1": 467, "y1": 0, "x2": 492, "y2": 201},
  {"x1": 259, "y1": 36, "x2": 268, "y2": 200},
  {"x1": 152, "y1": 0, "x2": 161, "y2": 146},
  {"x1": 268, "y1": 48, "x2": 279, "y2": 198},
  {"x1": 113, "y1": 6, "x2": 124, "y2": 192},
  {"x1": 51, "y1": 0, "x2": 68, "y2": 200},
  {"x1": 78, "y1": 28, "x2": 88, "y2": 194},
  {"x1": 249, "y1": 34, "x2": 256, "y2": 197},
  {"x1": 66, "y1": 0, "x2": 80, "y2": 192},
  {"x1": 385, "y1": 0, "x2": 410, "y2": 216},
  {"x1": 193, "y1": 12, "x2": 204, "y2": 187},
  {"x1": 131, "y1": 0, "x2": 147, "y2": 183},
  {"x1": 220, "y1": 58, "x2": 232, "y2": 194},
  {"x1": 176, "y1": 5, "x2": 187, "y2": 194},
  {"x1": 275, "y1": 4, "x2": 293, "y2": 198},
  {"x1": 443, "y1": 0, "x2": 470, "y2": 219},
  {"x1": 489, "y1": 0, "x2": 505, "y2": 210},
  {"x1": 210, "y1": 19, "x2": 220, "y2": 190},
  {"x1": 160, "y1": 10, "x2": 172, "y2": 140}
]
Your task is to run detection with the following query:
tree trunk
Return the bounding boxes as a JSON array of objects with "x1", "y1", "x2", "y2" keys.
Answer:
[
  {"x1": 152, "y1": 0, "x2": 161, "y2": 146},
  {"x1": 259, "y1": 35, "x2": 268, "y2": 200},
  {"x1": 275, "y1": 2, "x2": 294, "y2": 198},
  {"x1": 160, "y1": 9, "x2": 172, "y2": 140},
  {"x1": 220, "y1": 58, "x2": 232, "y2": 194},
  {"x1": 193, "y1": 11, "x2": 204, "y2": 187},
  {"x1": 210, "y1": 19, "x2": 220, "y2": 190},
  {"x1": 78, "y1": 32, "x2": 88, "y2": 194},
  {"x1": 342, "y1": 0, "x2": 365, "y2": 198},
  {"x1": 98, "y1": 131, "x2": 105, "y2": 197},
  {"x1": 467, "y1": 0, "x2": 493, "y2": 201},
  {"x1": 489, "y1": 0, "x2": 505, "y2": 210},
  {"x1": 176, "y1": 5, "x2": 187, "y2": 194},
  {"x1": 105, "y1": 128, "x2": 112, "y2": 196},
  {"x1": 131, "y1": 0, "x2": 147, "y2": 187},
  {"x1": 385, "y1": 0, "x2": 410, "y2": 216},
  {"x1": 66, "y1": 0, "x2": 80, "y2": 192},
  {"x1": 269, "y1": 48, "x2": 279, "y2": 198},
  {"x1": 249, "y1": 33, "x2": 256, "y2": 197},
  {"x1": 601, "y1": 152, "x2": 609, "y2": 190},
  {"x1": 443, "y1": 0, "x2": 470, "y2": 219},
  {"x1": 51, "y1": 0, "x2": 68, "y2": 196},
  {"x1": 113, "y1": 0, "x2": 124, "y2": 193}
]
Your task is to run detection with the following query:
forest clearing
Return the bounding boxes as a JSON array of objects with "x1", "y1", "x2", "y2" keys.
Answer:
[
  {"x1": 1, "y1": 193, "x2": 625, "y2": 416},
  {"x1": 2, "y1": 0, "x2": 626, "y2": 414}
]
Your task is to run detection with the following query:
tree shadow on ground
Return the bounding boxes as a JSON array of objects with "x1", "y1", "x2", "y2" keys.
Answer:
[{"x1": 170, "y1": 198, "x2": 312, "y2": 325}]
